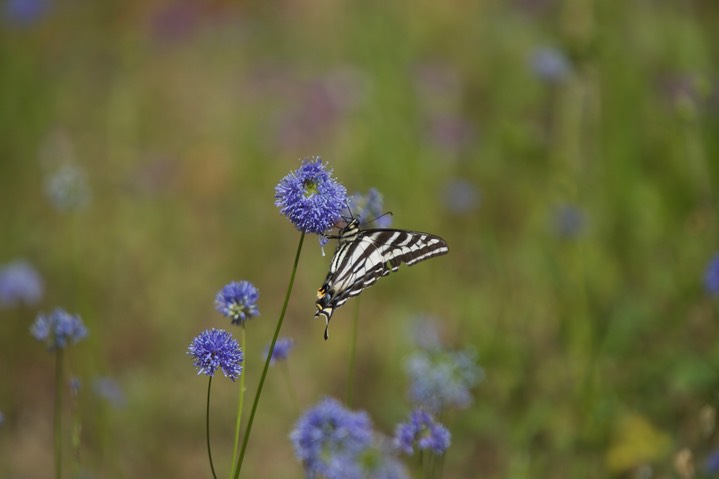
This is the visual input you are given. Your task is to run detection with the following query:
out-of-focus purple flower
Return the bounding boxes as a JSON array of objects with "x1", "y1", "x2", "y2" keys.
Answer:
[
  {"x1": 408, "y1": 316, "x2": 443, "y2": 351},
  {"x1": 44, "y1": 164, "x2": 91, "y2": 212},
  {"x1": 426, "y1": 114, "x2": 475, "y2": 154},
  {"x1": 406, "y1": 348, "x2": 483, "y2": 413},
  {"x1": 345, "y1": 188, "x2": 392, "y2": 228},
  {"x1": 551, "y1": 204, "x2": 587, "y2": 239},
  {"x1": 290, "y1": 397, "x2": 373, "y2": 479},
  {"x1": 188, "y1": 329, "x2": 244, "y2": 381},
  {"x1": 275, "y1": 157, "x2": 347, "y2": 235},
  {"x1": 393, "y1": 408, "x2": 451, "y2": 455},
  {"x1": 0, "y1": 259, "x2": 43, "y2": 308},
  {"x1": 4, "y1": 0, "x2": 50, "y2": 26},
  {"x1": 93, "y1": 377, "x2": 126, "y2": 408},
  {"x1": 705, "y1": 448, "x2": 719, "y2": 474},
  {"x1": 530, "y1": 46, "x2": 571, "y2": 84},
  {"x1": 214, "y1": 281, "x2": 260, "y2": 326},
  {"x1": 264, "y1": 337, "x2": 294, "y2": 365},
  {"x1": 31, "y1": 308, "x2": 88, "y2": 350},
  {"x1": 442, "y1": 179, "x2": 481, "y2": 214},
  {"x1": 705, "y1": 253, "x2": 719, "y2": 296}
]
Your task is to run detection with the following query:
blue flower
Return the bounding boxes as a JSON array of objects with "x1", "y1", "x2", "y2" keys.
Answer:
[
  {"x1": 30, "y1": 308, "x2": 88, "y2": 350},
  {"x1": 345, "y1": 188, "x2": 392, "y2": 228},
  {"x1": 406, "y1": 348, "x2": 483, "y2": 413},
  {"x1": 442, "y1": 179, "x2": 480, "y2": 215},
  {"x1": 0, "y1": 260, "x2": 43, "y2": 308},
  {"x1": 214, "y1": 281, "x2": 260, "y2": 326},
  {"x1": 93, "y1": 377, "x2": 126, "y2": 408},
  {"x1": 393, "y1": 408, "x2": 451, "y2": 455},
  {"x1": 188, "y1": 329, "x2": 243, "y2": 381},
  {"x1": 705, "y1": 253, "x2": 719, "y2": 296},
  {"x1": 530, "y1": 46, "x2": 571, "y2": 84},
  {"x1": 275, "y1": 157, "x2": 347, "y2": 235},
  {"x1": 264, "y1": 337, "x2": 294, "y2": 365},
  {"x1": 290, "y1": 397, "x2": 373, "y2": 478},
  {"x1": 44, "y1": 164, "x2": 91, "y2": 212},
  {"x1": 706, "y1": 448, "x2": 719, "y2": 474},
  {"x1": 4, "y1": 0, "x2": 50, "y2": 26},
  {"x1": 552, "y1": 204, "x2": 587, "y2": 239}
]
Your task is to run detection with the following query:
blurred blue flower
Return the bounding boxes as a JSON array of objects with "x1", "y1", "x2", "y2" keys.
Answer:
[
  {"x1": 530, "y1": 46, "x2": 571, "y2": 84},
  {"x1": 275, "y1": 157, "x2": 347, "y2": 235},
  {"x1": 705, "y1": 448, "x2": 719, "y2": 473},
  {"x1": 69, "y1": 377, "x2": 81, "y2": 397},
  {"x1": 406, "y1": 348, "x2": 483, "y2": 413},
  {"x1": 551, "y1": 204, "x2": 587, "y2": 239},
  {"x1": 705, "y1": 253, "x2": 719, "y2": 296},
  {"x1": 290, "y1": 397, "x2": 373, "y2": 479},
  {"x1": 264, "y1": 337, "x2": 294, "y2": 365},
  {"x1": 44, "y1": 164, "x2": 91, "y2": 212},
  {"x1": 354, "y1": 440, "x2": 409, "y2": 479},
  {"x1": 442, "y1": 179, "x2": 481, "y2": 214},
  {"x1": 0, "y1": 259, "x2": 43, "y2": 308},
  {"x1": 93, "y1": 377, "x2": 126, "y2": 408},
  {"x1": 345, "y1": 188, "x2": 392, "y2": 228},
  {"x1": 393, "y1": 408, "x2": 451, "y2": 455},
  {"x1": 31, "y1": 308, "x2": 88, "y2": 350},
  {"x1": 215, "y1": 280, "x2": 260, "y2": 326},
  {"x1": 408, "y1": 316, "x2": 443, "y2": 351},
  {"x1": 188, "y1": 329, "x2": 243, "y2": 381},
  {"x1": 4, "y1": 0, "x2": 50, "y2": 26}
]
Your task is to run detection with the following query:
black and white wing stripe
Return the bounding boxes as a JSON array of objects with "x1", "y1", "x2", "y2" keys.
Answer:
[{"x1": 315, "y1": 220, "x2": 448, "y2": 339}]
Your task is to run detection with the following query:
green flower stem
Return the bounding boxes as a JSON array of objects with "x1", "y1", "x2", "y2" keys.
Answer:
[
  {"x1": 230, "y1": 328, "x2": 247, "y2": 478},
  {"x1": 234, "y1": 231, "x2": 305, "y2": 479},
  {"x1": 345, "y1": 297, "x2": 360, "y2": 406},
  {"x1": 54, "y1": 348, "x2": 64, "y2": 479},
  {"x1": 206, "y1": 376, "x2": 217, "y2": 479}
]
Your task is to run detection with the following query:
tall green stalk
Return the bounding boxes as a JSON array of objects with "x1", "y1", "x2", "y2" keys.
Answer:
[
  {"x1": 345, "y1": 298, "x2": 360, "y2": 406},
  {"x1": 54, "y1": 348, "x2": 64, "y2": 479},
  {"x1": 206, "y1": 377, "x2": 217, "y2": 479},
  {"x1": 233, "y1": 232, "x2": 305, "y2": 478},
  {"x1": 230, "y1": 328, "x2": 247, "y2": 478}
]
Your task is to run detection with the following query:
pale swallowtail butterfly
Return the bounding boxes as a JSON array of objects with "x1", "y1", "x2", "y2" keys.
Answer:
[{"x1": 315, "y1": 217, "x2": 449, "y2": 340}]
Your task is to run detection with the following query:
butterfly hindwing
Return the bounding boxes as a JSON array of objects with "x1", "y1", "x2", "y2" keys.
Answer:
[{"x1": 315, "y1": 220, "x2": 448, "y2": 339}]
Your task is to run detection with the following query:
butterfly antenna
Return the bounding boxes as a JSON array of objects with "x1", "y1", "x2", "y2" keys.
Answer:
[{"x1": 364, "y1": 211, "x2": 393, "y2": 227}]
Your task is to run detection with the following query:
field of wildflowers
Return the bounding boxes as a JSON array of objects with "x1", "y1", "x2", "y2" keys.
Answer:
[{"x1": 1, "y1": 1, "x2": 719, "y2": 478}]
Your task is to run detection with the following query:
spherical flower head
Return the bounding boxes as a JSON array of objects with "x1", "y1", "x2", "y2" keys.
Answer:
[
  {"x1": 406, "y1": 348, "x2": 484, "y2": 413},
  {"x1": 345, "y1": 188, "x2": 392, "y2": 228},
  {"x1": 264, "y1": 337, "x2": 294, "y2": 365},
  {"x1": 0, "y1": 259, "x2": 44, "y2": 308},
  {"x1": 290, "y1": 397, "x2": 373, "y2": 478},
  {"x1": 705, "y1": 253, "x2": 719, "y2": 296},
  {"x1": 275, "y1": 157, "x2": 347, "y2": 235},
  {"x1": 31, "y1": 308, "x2": 88, "y2": 350},
  {"x1": 393, "y1": 408, "x2": 451, "y2": 455},
  {"x1": 188, "y1": 329, "x2": 243, "y2": 381},
  {"x1": 215, "y1": 281, "x2": 260, "y2": 326}
]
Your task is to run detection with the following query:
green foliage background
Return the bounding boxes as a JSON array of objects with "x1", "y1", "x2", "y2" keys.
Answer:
[{"x1": 1, "y1": 0, "x2": 718, "y2": 477}]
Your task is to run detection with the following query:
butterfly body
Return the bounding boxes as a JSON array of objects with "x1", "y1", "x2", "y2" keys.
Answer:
[{"x1": 315, "y1": 218, "x2": 448, "y2": 339}]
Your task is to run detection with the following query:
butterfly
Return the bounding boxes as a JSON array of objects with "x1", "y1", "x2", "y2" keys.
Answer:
[{"x1": 315, "y1": 217, "x2": 449, "y2": 339}]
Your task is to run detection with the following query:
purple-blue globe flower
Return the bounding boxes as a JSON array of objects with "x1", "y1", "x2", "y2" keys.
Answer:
[
  {"x1": 705, "y1": 253, "x2": 719, "y2": 296},
  {"x1": 30, "y1": 308, "x2": 88, "y2": 350},
  {"x1": 188, "y1": 329, "x2": 243, "y2": 381},
  {"x1": 290, "y1": 397, "x2": 373, "y2": 478},
  {"x1": 215, "y1": 281, "x2": 260, "y2": 326},
  {"x1": 393, "y1": 408, "x2": 451, "y2": 455},
  {"x1": 93, "y1": 377, "x2": 127, "y2": 408},
  {"x1": 0, "y1": 259, "x2": 43, "y2": 308},
  {"x1": 345, "y1": 188, "x2": 392, "y2": 228},
  {"x1": 275, "y1": 157, "x2": 347, "y2": 235},
  {"x1": 264, "y1": 337, "x2": 294, "y2": 365},
  {"x1": 530, "y1": 46, "x2": 571, "y2": 84},
  {"x1": 406, "y1": 348, "x2": 483, "y2": 413}
]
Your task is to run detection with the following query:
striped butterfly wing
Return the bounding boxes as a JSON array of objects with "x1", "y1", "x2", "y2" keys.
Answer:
[{"x1": 315, "y1": 224, "x2": 449, "y2": 339}]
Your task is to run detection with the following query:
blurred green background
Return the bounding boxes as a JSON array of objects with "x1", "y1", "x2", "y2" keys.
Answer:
[{"x1": 1, "y1": 0, "x2": 719, "y2": 477}]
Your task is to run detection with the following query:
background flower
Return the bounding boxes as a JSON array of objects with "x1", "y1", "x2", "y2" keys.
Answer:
[
  {"x1": 187, "y1": 329, "x2": 243, "y2": 381},
  {"x1": 275, "y1": 157, "x2": 347, "y2": 235},
  {"x1": 30, "y1": 308, "x2": 88, "y2": 350},
  {"x1": 290, "y1": 397, "x2": 373, "y2": 478},
  {"x1": 705, "y1": 253, "x2": 719, "y2": 296},
  {"x1": 393, "y1": 408, "x2": 451, "y2": 455},
  {"x1": 0, "y1": 259, "x2": 43, "y2": 308},
  {"x1": 345, "y1": 188, "x2": 392, "y2": 228},
  {"x1": 214, "y1": 280, "x2": 260, "y2": 326},
  {"x1": 263, "y1": 337, "x2": 294, "y2": 365}
]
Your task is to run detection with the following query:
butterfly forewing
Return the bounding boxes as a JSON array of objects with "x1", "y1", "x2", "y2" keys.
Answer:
[{"x1": 315, "y1": 220, "x2": 448, "y2": 339}]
